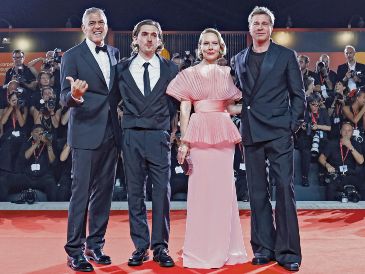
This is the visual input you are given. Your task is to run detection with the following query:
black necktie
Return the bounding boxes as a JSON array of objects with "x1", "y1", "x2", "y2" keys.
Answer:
[
  {"x1": 95, "y1": 45, "x2": 107, "y2": 54},
  {"x1": 143, "y1": 62, "x2": 151, "y2": 96}
]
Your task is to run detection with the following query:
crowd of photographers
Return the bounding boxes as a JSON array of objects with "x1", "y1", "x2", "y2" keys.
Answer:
[{"x1": 1, "y1": 45, "x2": 365, "y2": 203}]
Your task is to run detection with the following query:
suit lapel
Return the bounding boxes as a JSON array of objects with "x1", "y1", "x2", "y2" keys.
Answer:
[
  {"x1": 80, "y1": 41, "x2": 107, "y2": 89},
  {"x1": 249, "y1": 42, "x2": 280, "y2": 102},
  {"x1": 121, "y1": 55, "x2": 146, "y2": 101},
  {"x1": 236, "y1": 48, "x2": 252, "y2": 95},
  {"x1": 107, "y1": 46, "x2": 117, "y2": 91}
]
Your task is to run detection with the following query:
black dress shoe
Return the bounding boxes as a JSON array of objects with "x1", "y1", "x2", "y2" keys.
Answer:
[
  {"x1": 85, "y1": 248, "x2": 111, "y2": 265},
  {"x1": 67, "y1": 254, "x2": 94, "y2": 272},
  {"x1": 128, "y1": 248, "x2": 149, "y2": 266},
  {"x1": 252, "y1": 254, "x2": 274, "y2": 265},
  {"x1": 153, "y1": 248, "x2": 175, "y2": 267},
  {"x1": 279, "y1": 262, "x2": 300, "y2": 271}
]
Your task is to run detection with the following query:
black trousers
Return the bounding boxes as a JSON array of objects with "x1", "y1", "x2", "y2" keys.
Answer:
[
  {"x1": 64, "y1": 136, "x2": 117, "y2": 256},
  {"x1": 121, "y1": 129, "x2": 171, "y2": 251},
  {"x1": 244, "y1": 134, "x2": 302, "y2": 265}
]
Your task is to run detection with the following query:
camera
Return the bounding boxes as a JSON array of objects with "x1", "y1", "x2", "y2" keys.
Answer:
[
  {"x1": 8, "y1": 87, "x2": 26, "y2": 107},
  {"x1": 46, "y1": 98, "x2": 56, "y2": 109},
  {"x1": 53, "y1": 48, "x2": 62, "y2": 63},
  {"x1": 334, "y1": 92, "x2": 344, "y2": 104},
  {"x1": 13, "y1": 67, "x2": 27, "y2": 84},
  {"x1": 41, "y1": 131, "x2": 53, "y2": 141},
  {"x1": 11, "y1": 188, "x2": 37, "y2": 204},
  {"x1": 350, "y1": 70, "x2": 364, "y2": 78},
  {"x1": 324, "y1": 171, "x2": 341, "y2": 185},
  {"x1": 181, "y1": 51, "x2": 193, "y2": 70},
  {"x1": 311, "y1": 131, "x2": 321, "y2": 157},
  {"x1": 338, "y1": 185, "x2": 361, "y2": 203}
]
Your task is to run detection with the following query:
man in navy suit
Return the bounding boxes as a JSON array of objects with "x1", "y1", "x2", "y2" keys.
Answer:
[
  {"x1": 116, "y1": 19, "x2": 178, "y2": 268},
  {"x1": 60, "y1": 7, "x2": 120, "y2": 272},
  {"x1": 232, "y1": 6, "x2": 305, "y2": 272}
]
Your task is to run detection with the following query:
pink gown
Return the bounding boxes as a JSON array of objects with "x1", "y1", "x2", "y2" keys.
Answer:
[{"x1": 166, "y1": 64, "x2": 248, "y2": 268}]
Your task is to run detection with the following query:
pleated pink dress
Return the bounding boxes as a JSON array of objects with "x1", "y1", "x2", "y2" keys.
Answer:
[{"x1": 166, "y1": 64, "x2": 248, "y2": 269}]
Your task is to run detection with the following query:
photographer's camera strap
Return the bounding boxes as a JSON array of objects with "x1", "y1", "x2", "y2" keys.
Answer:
[
  {"x1": 32, "y1": 142, "x2": 45, "y2": 162},
  {"x1": 340, "y1": 142, "x2": 350, "y2": 165}
]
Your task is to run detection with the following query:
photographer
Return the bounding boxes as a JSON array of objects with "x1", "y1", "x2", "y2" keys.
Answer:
[
  {"x1": 337, "y1": 45, "x2": 365, "y2": 90},
  {"x1": 32, "y1": 87, "x2": 61, "y2": 137},
  {"x1": 319, "y1": 122, "x2": 365, "y2": 201},
  {"x1": 316, "y1": 54, "x2": 337, "y2": 93},
  {"x1": 28, "y1": 49, "x2": 62, "y2": 91},
  {"x1": 3, "y1": 50, "x2": 37, "y2": 91},
  {"x1": 0, "y1": 124, "x2": 57, "y2": 201},
  {"x1": 343, "y1": 86, "x2": 365, "y2": 141},
  {"x1": 295, "y1": 94, "x2": 331, "y2": 186},
  {"x1": 298, "y1": 55, "x2": 321, "y2": 93},
  {"x1": 30, "y1": 71, "x2": 54, "y2": 116},
  {"x1": 0, "y1": 87, "x2": 28, "y2": 174},
  {"x1": 328, "y1": 81, "x2": 348, "y2": 139}
]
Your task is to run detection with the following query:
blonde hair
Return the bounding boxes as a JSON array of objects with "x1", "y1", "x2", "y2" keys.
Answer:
[{"x1": 197, "y1": 28, "x2": 226, "y2": 60}]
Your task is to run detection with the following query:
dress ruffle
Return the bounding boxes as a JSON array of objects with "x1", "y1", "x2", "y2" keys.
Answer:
[{"x1": 182, "y1": 112, "x2": 241, "y2": 145}]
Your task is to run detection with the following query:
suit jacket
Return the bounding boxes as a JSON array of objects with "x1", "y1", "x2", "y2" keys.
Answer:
[
  {"x1": 337, "y1": 62, "x2": 365, "y2": 86},
  {"x1": 116, "y1": 54, "x2": 178, "y2": 130},
  {"x1": 233, "y1": 42, "x2": 306, "y2": 145},
  {"x1": 60, "y1": 40, "x2": 120, "y2": 149}
]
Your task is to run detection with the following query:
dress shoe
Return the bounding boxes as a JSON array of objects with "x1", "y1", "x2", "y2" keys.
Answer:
[
  {"x1": 252, "y1": 253, "x2": 274, "y2": 265},
  {"x1": 279, "y1": 262, "x2": 300, "y2": 271},
  {"x1": 85, "y1": 248, "x2": 111, "y2": 265},
  {"x1": 128, "y1": 248, "x2": 149, "y2": 266},
  {"x1": 153, "y1": 248, "x2": 175, "y2": 267},
  {"x1": 67, "y1": 254, "x2": 94, "y2": 272}
]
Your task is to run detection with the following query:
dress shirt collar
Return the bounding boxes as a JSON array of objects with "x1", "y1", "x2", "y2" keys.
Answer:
[
  {"x1": 134, "y1": 53, "x2": 160, "y2": 68},
  {"x1": 85, "y1": 38, "x2": 105, "y2": 52}
]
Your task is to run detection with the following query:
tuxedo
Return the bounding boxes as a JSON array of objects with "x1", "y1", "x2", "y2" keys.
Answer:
[
  {"x1": 60, "y1": 40, "x2": 120, "y2": 256},
  {"x1": 233, "y1": 42, "x2": 305, "y2": 265},
  {"x1": 116, "y1": 54, "x2": 178, "y2": 251}
]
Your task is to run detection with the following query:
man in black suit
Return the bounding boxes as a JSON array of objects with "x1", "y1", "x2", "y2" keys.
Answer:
[
  {"x1": 116, "y1": 19, "x2": 178, "y2": 268},
  {"x1": 60, "y1": 7, "x2": 120, "y2": 272},
  {"x1": 337, "y1": 45, "x2": 365, "y2": 90},
  {"x1": 232, "y1": 6, "x2": 305, "y2": 272}
]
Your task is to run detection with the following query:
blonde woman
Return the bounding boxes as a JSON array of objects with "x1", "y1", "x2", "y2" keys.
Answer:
[{"x1": 167, "y1": 28, "x2": 247, "y2": 269}]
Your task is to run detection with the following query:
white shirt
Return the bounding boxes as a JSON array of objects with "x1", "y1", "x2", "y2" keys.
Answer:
[
  {"x1": 347, "y1": 61, "x2": 357, "y2": 91},
  {"x1": 86, "y1": 38, "x2": 111, "y2": 89},
  {"x1": 129, "y1": 54, "x2": 160, "y2": 95}
]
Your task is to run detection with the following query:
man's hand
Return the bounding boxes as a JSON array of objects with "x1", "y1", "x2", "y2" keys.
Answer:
[
  {"x1": 66, "y1": 76, "x2": 88, "y2": 100},
  {"x1": 345, "y1": 70, "x2": 352, "y2": 80},
  {"x1": 342, "y1": 138, "x2": 353, "y2": 150},
  {"x1": 326, "y1": 163, "x2": 336, "y2": 173}
]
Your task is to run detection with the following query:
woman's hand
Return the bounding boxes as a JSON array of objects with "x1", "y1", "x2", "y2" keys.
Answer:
[{"x1": 177, "y1": 143, "x2": 189, "y2": 165}]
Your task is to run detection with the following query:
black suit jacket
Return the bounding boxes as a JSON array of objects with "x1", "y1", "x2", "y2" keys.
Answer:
[
  {"x1": 116, "y1": 54, "x2": 178, "y2": 130},
  {"x1": 337, "y1": 62, "x2": 365, "y2": 86},
  {"x1": 60, "y1": 40, "x2": 120, "y2": 149},
  {"x1": 233, "y1": 42, "x2": 306, "y2": 145}
]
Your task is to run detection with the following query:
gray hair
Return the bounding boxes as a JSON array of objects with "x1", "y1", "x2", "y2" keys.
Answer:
[
  {"x1": 82, "y1": 7, "x2": 107, "y2": 26},
  {"x1": 344, "y1": 45, "x2": 356, "y2": 53},
  {"x1": 248, "y1": 6, "x2": 275, "y2": 26}
]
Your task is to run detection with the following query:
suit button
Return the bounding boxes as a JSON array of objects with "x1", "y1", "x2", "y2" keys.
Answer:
[{"x1": 247, "y1": 106, "x2": 251, "y2": 110}]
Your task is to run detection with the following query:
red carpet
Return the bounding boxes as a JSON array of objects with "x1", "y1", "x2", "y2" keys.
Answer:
[{"x1": 1, "y1": 210, "x2": 365, "y2": 274}]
